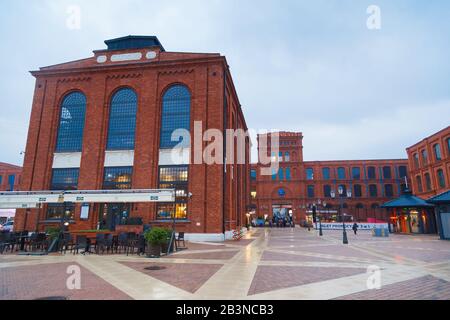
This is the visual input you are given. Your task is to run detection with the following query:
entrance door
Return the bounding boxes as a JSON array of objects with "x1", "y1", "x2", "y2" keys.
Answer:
[{"x1": 99, "y1": 203, "x2": 131, "y2": 231}]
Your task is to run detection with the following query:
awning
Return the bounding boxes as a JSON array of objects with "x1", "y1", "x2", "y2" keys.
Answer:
[
  {"x1": 0, "y1": 189, "x2": 175, "y2": 209},
  {"x1": 381, "y1": 189, "x2": 434, "y2": 209},
  {"x1": 427, "y1": 190, "x2": 450, "y2": 204}
]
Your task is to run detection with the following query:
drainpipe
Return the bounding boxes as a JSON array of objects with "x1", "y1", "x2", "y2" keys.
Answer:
[{"x1": 222, "y1": 68, "x2": 227, "y2": 236}]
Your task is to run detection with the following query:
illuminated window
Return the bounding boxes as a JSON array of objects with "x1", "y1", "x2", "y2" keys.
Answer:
[
  {"x1": 107, "y1": 88, "x2": 138, "y2": 150},
  {"x1": 46, "y1": 203, "x2": 75, "y2": 221},
  {"x1": 157, "y1": 165, "x2": 189, "y2": 220},
  {"x1": 160, "y1": 85, "x2": 191, "y2": 149},
  {"x1": 251, "y1": 190, "x2": 257, "y2": 199},
  {"x1": 55, "y1": 92, "x2": 86, "y2": 152},
  {"x1": 103, "y1": 167, "x2": 133, "y2": 190}
]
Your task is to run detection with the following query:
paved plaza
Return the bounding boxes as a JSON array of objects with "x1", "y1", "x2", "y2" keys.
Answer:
[{"x1": 1, "y1": 228, "x2": 450, "y2": 300}]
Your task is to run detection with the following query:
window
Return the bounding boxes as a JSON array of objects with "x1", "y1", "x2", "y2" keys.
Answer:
[
  {"x1": 398, "y1": 166, "x2": 408, "y2": 179},
  {"x1": 413, "y1": 154, "x2": 419, "y2": 169},
  {"x1": 384, "y1": 184, "x2": 394, "y2": 197},
  {"x1": 354, "y1": 184, "x2": 362, "y2": 198},
  {"x1": 107, "y1": 88, "x2": 138, "y2": 150},
  {"x1": 416, "y1": 176, "x2": 423, "y2": 193},
  {"x1": 50, "y1": 169, "x2": 79, "y2": 190},
  {"x1": 337, "y1": 167, "x2": 346, "y2": 180},
  {"x1": 383, "y1": 166, "x2": 392, "y2": 179},
  {"x1": 0, "y1": 175, "x2": 2, "y2": 185},
  {"x1": 323, "y1": 185, "x2": 331, "y2": 198},
  {"x1": 103, "y1": 167, "x2": 133, "y2": 189},
  {"x1": 367, "y1": 166, "x2": 376, "y2": 179},
  {"x1": 157, "y1": 166, "x2": 189, "y2": 220},
  {"x1": 251, "y1": 190, "x2": 257, "y2": 199},
  {"x1": 160, "y1": 85, "x2": 191, "y2": 149},
  {"x1": 424, "y1": 173, "x2": 432, "y2": 191},
  {"x1": 272, "y1": 169, "x2": 277, "y2": 181},
  {"x1": 279, "y1": 152, "x2": 283, "y2": 162},
  {"x1": 306, "y1": 168, "x2": 314, "y2": 180},
  {"x1": 307, "y1": 185, "x2": 315, "y2": 198},
  {"x1": 352, "y1": 167, "x2": 361, "y2": 180},
  {"x1": 434, "y1": 144, "x2": 442, "y2": 161},
  {"x1": 250, "y1": 169, "x2": 257, "y2": 181},
  {"x1": 285, "y1": 152, "x2": 290, "y2": 162},
  {"x1": 55, "y1": 92, "x2": 87, "y2": 152},
  {"x1": 278, "y1": 168, "x2": 284, "y2": 180},
  {"x1": 421, "y1": 150, "x2": 428, "y2": 166},
  {"x1": 447, "y1": 138, "x2": 450, "y2": 155},
  {"x1": 338, "y1": 185, "x2": 347, "y2": 197},
  {"x1": 286, "y1": 168, "x2": 292, "y2": 181},
  {"x1": 46, "y1": 203, "x2": 75, "y2": 221},
  {"x1": 369, "y1": 184, "x2": 378, "y2": 197},
  {"x1": 7, "y1": 175, "x2": 15, "y2": 191},
  {"x1": 322, "y1": 168, "x2": 330, "y2": 180},
  {"x1": 437, "y1": 169, "x2": 446, "y2": 189}
]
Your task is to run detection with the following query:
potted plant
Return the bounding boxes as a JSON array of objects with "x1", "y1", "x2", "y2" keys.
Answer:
[
  {"x1": 144, "y1": 227, "x2": 168, "y2": 258},
  {"x1": 160, "y1": 229, "x2": 174, "y2": 255}
]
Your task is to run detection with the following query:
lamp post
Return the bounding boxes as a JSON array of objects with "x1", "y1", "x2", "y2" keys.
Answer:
[
  {"x1": 331, "y1": 186, "x2": 352, "y2": 244},
  {"x1": 317, "y1": 199, "x2": 324, "y2": 236}
]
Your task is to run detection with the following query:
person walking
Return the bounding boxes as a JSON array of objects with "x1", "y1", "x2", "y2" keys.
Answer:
[{"x1": 352, "y1": 222, "x2": 359, "y2": 235}]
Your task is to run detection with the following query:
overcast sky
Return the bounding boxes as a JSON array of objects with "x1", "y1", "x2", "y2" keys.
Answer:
[{"x1": 1, "y1": 0, "x2": 449, "y2": 166}]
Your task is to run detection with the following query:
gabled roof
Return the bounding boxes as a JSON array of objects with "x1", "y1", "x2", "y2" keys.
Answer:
[
  {"x1": 427, "y1": 190, "x2": 450, "y2": 204},
  {"x1": 381, "y1": 190, "x2": 434, "y2": 208}
]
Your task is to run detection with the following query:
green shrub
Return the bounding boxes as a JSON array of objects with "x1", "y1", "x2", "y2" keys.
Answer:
[
  {"x1": 144, "y1": 227, "x2": 169, "y2": 246},
  {"x1": 46, "y1": 227, "x2": 61, "y2": 240}
]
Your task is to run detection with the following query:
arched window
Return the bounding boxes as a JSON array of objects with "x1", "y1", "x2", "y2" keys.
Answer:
[
  {"x1": 322, "y1": 167, "x2": 330, "y2": 180},
  {"x1": 416, "y1": 176, "x2": 423, "y2": 193},
  {"x1": 437, "y1": 169, "x2": 446, "y2": 189},
  {"x1": 434, "y1": 144, "x2": 442, "y2": 161},
  {"x1": 337, "y1": 167, "x2": 346, "y2": 180},
  {"x1": 383, "y1": 166, "x2": 392, "y2": 179},
  {"x1": 55, "y1": 92, "x2": 87, "y2": 152},
  {"x1": 367, "y1": 166, "x2": 376, "y2": 179},
  {"x1": 354, "y1": 184, "x2": 362, "y2": 198},
  {"x1": 285, "y1": 168, "x2": 292, "y2": 180},
  {"x1": 424, "y1": 173, "x2": 432, "y2": 191},
  {"x1": 160, "y1": 85, "x2": 191, "y2": 149},
  {"x1": 107, "y1": 88, "x2": 138, "y2": 150},
  {"x1": 278, "y1": 168, "x2": 284, "y2": 180},
  {"x1": 323, "y1": 185, "x2": 331, "y2": 198}
]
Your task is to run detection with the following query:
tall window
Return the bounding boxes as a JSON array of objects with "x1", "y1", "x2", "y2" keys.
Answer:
[
  {"x1": 416, "y1": 176, "x2": 423, "y2": 193},
  {"x1": 434, "y1": 144, "x2": 442, "y2": 161},
  {"x1": 384, "y1": 184, "x2": 394, "y2": 197},
  {"x1": 398, "y1": 166, "x2": 408, "y2": 179},
  {"x1": 354, "y1": 184, "x2": 362, "y2": 198},
  {"x1": 107, "y1": 88, "x2": 138, "y2": 150},
  {"x1": 413, "y1": 154, "x2": 419, "y2": 169},
  {"x1": 306, "y1": 168, "x2": 314, "y2": 180},
  {"x1": 55, "y1": 92, "x2": 87, "y2": 152},
  {"x1": 322, "y1": 167, "x2": 330, "y2": 180},
  {"x1": 307, "y1": 185, "x2": 315, "y2": 198},
  {"x1": 437, "y1": 169, "x2": 446, "y2": 189},
  {"x1": 50, "y1": 169, "x2": 79, "y2": 190},
  {"x1": 7, "y1": 175, "x2": 15, "y2": 191},
  {"x1": 337, "y1": 167, "x2": 346, "y2": 180},
  {"x1": 285, "y1": 152, "x2": 290, "y2": 162},
  {"x1": 352, "y1": 167, "x2": 361, "y2": 180},
  {"x1": 367, "y1": 166, "x2": 376, "y2": 179},
  {"x1": 160, "y1": 85, "x2": 191, "y2": 149},
  {"x1": 383, "y1": 166, "x2": 392, "y2": 179},
  {"x1": 286, "y1": 168, "x2": 292, "y2": 181},
  {"x1": 369, "y1": 184, "x2": 378, "y2": 197},
  {"x1": 278, "y1": 168, "x2": 284, "y2": 180},
  {"x1": 323, "y1": 185, "x2": 331, "y2": 198},
  {"x1": 157, "y1": 166, "x2": 189, "y2": 220},
  {"x1": 338, "y1": 185, "x2": 347, "y2": 197},
  {"x1": 103, "y1": 167, "x2": 133, "y2": 189},
  {"x1": 424, "y1": 173, "x2": 432, "y2": 191},
  {"x1": 447, "y1": 138, "x2": 450, "y2": 155},
  {"x1": 421, "y1": 150, "x2": 428, "y2": 166},
  {"x1": 272, "y1": 169, "x2": 277, "y2": 181},
  {"x1": 0, "y1": 175, "x2": 2, "y2": 185}
]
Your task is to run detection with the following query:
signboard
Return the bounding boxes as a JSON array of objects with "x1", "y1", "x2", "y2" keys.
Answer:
[
  {"x1": 314, "y1": 222, "x2": 389, "y2": 230},
  {"x1": 80, "y1": 204, "x2": 90, "y2": 220}
]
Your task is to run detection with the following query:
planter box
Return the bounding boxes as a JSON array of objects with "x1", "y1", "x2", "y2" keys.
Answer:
[{"x1": 116, "y1": 225, "x2": 144, "y2": 234}]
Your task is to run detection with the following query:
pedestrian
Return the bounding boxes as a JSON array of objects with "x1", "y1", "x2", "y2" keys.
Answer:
[{"x1": 352, "y1": 222, "x2": 359, "y2": 235}]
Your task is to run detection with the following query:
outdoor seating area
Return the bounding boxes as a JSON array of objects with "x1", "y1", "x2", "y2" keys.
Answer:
[{"x1": 0, "y1": 229, "x2": 187, "y2": 257}]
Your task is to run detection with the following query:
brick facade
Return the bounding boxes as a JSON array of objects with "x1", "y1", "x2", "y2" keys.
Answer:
[
  {"x1": 14, "y1": 36, "x2": 250, "y2": 237},
  {"x1": 251, "y1": 132, "x2": 409, "y2": 224},
  {"x1": 0, "y1": 162, "x2": 22, "y2": 192},
  {"x1": 406, "y1": 126, "x2": 450, "y2": 199}
]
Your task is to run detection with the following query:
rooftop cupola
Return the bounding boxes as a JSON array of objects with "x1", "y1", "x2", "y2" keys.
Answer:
[{"x1": 104, "y1": 35, "x2": 165, "y2": 52}]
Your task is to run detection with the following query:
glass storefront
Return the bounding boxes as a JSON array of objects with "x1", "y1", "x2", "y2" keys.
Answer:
[{"x1": 157, "y1": 165, "x2": 189, "y2": 220}]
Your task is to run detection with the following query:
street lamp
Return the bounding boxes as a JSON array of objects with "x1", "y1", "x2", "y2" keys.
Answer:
[
  {"x1": 317, "y1": 199, "x2": 324, "y2": 236},
  {"x1": 331, "y1": 186, "x2": 351, "y2": 244}
]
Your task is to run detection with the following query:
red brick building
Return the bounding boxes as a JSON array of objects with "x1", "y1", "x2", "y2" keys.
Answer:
[
  {"x1": 406, "y1": 126, "x2": 450, "y2": 199},
  {"x1": 0, "y1": 162, "x2": 22, "y2": 192},
  {"x1": 251, "y1": 132, "x2": 409, "y2": 224},
  {"x1": 14, "y1": 36, "x2": 250, "y2": 241}
]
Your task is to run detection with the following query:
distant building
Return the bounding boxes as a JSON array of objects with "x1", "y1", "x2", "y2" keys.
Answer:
[
  {"x1": 0, "y1": 162, "x2": 22, "y2": 192},
  {"x1": 250, "y1": 132, "x2": 409, "y2": 224}
]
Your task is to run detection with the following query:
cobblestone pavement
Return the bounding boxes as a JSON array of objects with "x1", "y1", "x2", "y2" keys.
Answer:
[{"x1": 1, "y1": 227, "x2": 450, "y2": 300}]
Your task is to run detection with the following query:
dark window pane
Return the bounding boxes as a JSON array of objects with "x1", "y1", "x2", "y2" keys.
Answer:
[
  {"x1": 399, "y1": 166, "x2": 408, "y2": 179},
  {"x1": 352, "y1": 167, "x2": 361, "y2": 180},
  {"x1": 437, "y1": 170, "x2": 446, "y2": 189},
  {"x1": 384, "y1": 184, "x2": 394, "y2": 197},
  {"x1": 369, "y1": 184, "x2": 378, "y2": 197},
  {"x1": 46, "y1": 203, "x2": 75, "y2": 220},
  {"x1": 416, "y1": 176, "x2": 423, "y2": 193},
  {"x1": 51, "y1": 169, "x2": 79, "y2": 190},
  {"x1": 55, "y1": 92, "x2": 87, "y2": 152},
  {"x1": 307, "y1": 185, "x2": 315, "y2": 198},
  {"x1": 107, "y1": 88, "x2": 137, "y2": 150},
  {"x1": 383, "y1": 166, "x2": 392, "y2": 179},
  {"x1": 434, "y1": 144, "x2": 442, "y2": 161},
  {"x1": 323, "y1": 185, "x2": 331, "y2": 198},
  {"x1": 425, "y1": 173, "x2": 432, "y2": 191},
  {"x1": 354, "y1": 184, "x2": 362, "y2": 197},
  {"x1": 160, "y1": 85, "x2": 191, "y2": 149},
  {"x1": 250, "y1": 170, "x2": 257, "y2": 181},
  {"x1": 367, "y1": 167, "x2": 376, "y2": 179}
]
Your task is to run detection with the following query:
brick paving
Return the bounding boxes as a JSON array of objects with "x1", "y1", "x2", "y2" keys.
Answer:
[
  {"x1": 335, "y1": 276, "x2": 450, "y2": 300},
  {"x1": 0, "y1": 262, "x2": 131, "y2": 300},
  {"x1": 248, "y1": 265, "x2": 367, "y2": 295},
  {"x1": 120, "y1": 262, "x2": 222, "y2": 293},
  {"x1": 261, "y1": 251, "x2": 344, "y2": 263},
  {"x1": 168, "y1": 250, "x2": 239, "y2": 260}
]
